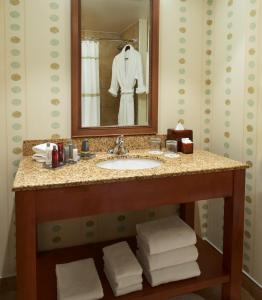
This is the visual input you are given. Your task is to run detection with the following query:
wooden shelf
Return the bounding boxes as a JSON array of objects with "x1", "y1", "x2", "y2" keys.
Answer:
[{"x1": 37, "y1": 237, "x2": 229, "y2": 300}]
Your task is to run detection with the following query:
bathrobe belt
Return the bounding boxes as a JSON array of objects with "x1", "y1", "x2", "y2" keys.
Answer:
[{"x1": 121, "y1": 89, "x2": 134, "y2": 95}]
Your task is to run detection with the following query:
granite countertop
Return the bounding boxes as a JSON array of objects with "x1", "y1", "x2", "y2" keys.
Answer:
[{"x1": 13, "y1": 150, "x2": 248, "y2": 192}]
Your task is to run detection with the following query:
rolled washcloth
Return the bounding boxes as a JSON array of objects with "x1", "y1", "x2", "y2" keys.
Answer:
[
  {"x1": 137, "y1": 251, "x2": 200, "y2": 287},
  {"x1": 104, "y1": 268, "x2": 142, "y2": 297},
  {"x1": 56, "y1": 258, "x2": 104, "y2": 300},
  {"x1": 103, "y1": 241, "x2": 142, "y2": 280},
  {"x1": 137, "y1": 239, "x2": 198, "y2": 271},
  {"x1": 136, "y1": 216, "x2": 197, "y2": 255}
]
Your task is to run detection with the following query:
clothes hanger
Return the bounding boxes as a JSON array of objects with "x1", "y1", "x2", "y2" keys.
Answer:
[{"x1": 125, "y1": 44, "x2": 131, "y2": 51}]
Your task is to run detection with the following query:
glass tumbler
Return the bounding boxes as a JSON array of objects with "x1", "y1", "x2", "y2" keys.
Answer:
[
  {"x1": 166, "y1": 140, "x2": 178, "y2": 153},
  {"x1": 149, "y1": 137, "x2": 162, "y2": 152}
]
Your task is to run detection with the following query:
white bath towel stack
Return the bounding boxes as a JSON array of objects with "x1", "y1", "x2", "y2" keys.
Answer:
[
  {"x1": 32, "y1": 142, "x2": 57, "y2": 163},
  {"x1": 136, "y1": 216, "x2": 201, "y2": 287},
  {"x1": 103, "y1": 241, "x2": 143, "y2": 297},
  {"x1": 56, "y1": 258, "x2": 104, "y2": 300}
]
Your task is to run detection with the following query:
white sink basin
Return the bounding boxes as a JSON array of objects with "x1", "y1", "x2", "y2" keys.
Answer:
[{"x1": 96, "y1": 158, "x2": 162, "y2": 170}]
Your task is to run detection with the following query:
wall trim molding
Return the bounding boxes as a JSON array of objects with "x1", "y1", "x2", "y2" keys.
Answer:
[
  {"x1": 243, "y1": 271, "x2": 262, "y2": 300},
  {"x1": 204, "y1": 238, "x2": 262, "y2": 298}
]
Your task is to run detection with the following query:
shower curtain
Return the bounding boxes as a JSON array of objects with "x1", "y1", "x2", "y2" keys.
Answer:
[{"x1": 81, "y1": 40, "x2": 100, "y2": 127}]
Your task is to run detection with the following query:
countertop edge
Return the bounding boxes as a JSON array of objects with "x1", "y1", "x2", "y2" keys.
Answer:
[{"x1": 12, "y1": 165, "x2": 248, "y2": 192}]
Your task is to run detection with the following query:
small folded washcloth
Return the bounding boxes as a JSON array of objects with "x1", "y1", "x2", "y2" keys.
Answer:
[
  {"x1": 136, "y1": 216, "x2": 197, "y2": 255},
  {"x1": 170, "y1": 294, "x2": 205, "y2": 300},
  {"x1": 104, "y1": 263, "x2": 142, "y2": 289},
  {"x1": 103, "y1": 241, "x2": 142, "y2": 280},
  {"x1": 32, "y1": 142, "x2": 57, "y2": 155},
  {"x1": 104, "y1": 268, "x2": 142, "y2": 297},
  {"x1": 136, "y1": 241, "x2": 198, "y2": 271},
  {"x1": 137, "y1": 251, "x2": 200, "y2": 287},
  {"x1": 56, "y1": 258, "x2": 104, "y2": 300}
]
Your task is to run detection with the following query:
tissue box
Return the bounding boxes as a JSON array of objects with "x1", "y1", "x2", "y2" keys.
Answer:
[
  {"x1": 167, "y1": 129, "x2": 193, "y2": 152},
  {"x1": 181, "y1": 142, "x2": 194, "y2": 154}
]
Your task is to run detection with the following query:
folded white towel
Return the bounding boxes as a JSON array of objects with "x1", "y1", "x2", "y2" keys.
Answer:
[
  {"x1": 136, "y1": 216, "x2": 197, "y2": 254},
  {"x1": 104, "y1": 268, "x2": 142, "y2": 297},
  {"x1": 170, "y1": 294, "x2": 205, "y2": 300},
  {"x1": 137, "y1": 251, "x2": 200, "y2": 287},
  {"x1": 137, "y1": 241, "x2": 198, "y2": 271},
  {"x1": 56, "y1": 258, "x2": 104, "y2": 300},
  {"x1": 33, "y1": 142, "x2": 57, "y2": 155},
  {"x1": 104, "y1": 263, "x2": 142, "y2": 289},
  {"x1": 103, "y1": 242, "x2": 142, "y2": 280}
]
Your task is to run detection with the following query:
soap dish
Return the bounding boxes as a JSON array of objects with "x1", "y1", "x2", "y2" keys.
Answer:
[
  {"x1": 148, "y1": 150, "x2": 164, "y2": 155},
  {"x1": 42, "y1": 156, "x2": 81, "y2": 169},
  {"x1": 164, "y1": 153, "x2": 180, "y2": 159}
]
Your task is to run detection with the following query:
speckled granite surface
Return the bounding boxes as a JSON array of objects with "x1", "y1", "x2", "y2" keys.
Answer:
[{"x1": 13, "y1": 150, "x2": 248, "y2": 192}]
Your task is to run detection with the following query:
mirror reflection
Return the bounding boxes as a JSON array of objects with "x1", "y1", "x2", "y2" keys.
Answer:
[{"x1": 81, "y1": 0, "x2": 151, "y2": 127}]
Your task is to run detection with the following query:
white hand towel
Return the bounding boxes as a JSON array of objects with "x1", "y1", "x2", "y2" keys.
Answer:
[
  {"x1": 104, "y1": 263, "x2": 142, "y2": 289},
  {"x1": 56, "y1": 258, "x2": 104, "y2": 300},
  {"x1": 136, "y1": 216, "x2": 197, "y2": 254},
  {"x1": 104, "y1": 268, "x2": 142, "y2": 297},
  {"x1": 170, "y1": 294, "x2": 205, "y2": 300},
  {"x1": 137, "y1": 251, "x2": 200, "y2": 287},
  {"x1": 136, "y1": 242, "x2": 198, "y2": 271},
  {"x1": 103, "y1": 241, "x2": 142, "y2": 279},
  {"x1": 33, "y1": 142, "x2": 57, "y2": 155}
]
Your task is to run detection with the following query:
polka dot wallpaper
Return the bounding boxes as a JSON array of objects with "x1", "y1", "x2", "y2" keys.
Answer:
[
  {"x1": 204, "y1": 0, "x2": 262, "y2": 283},
  {"x1": 1, "y1": 0, "x2": 262, "y2": 285}
]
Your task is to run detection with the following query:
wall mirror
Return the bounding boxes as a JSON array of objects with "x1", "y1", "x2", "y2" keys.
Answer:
[{"x1": 71, "y1": 0, "x2": 159, "y2": 136}]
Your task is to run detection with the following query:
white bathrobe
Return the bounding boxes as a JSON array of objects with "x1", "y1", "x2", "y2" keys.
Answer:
[{"x1": 109, "y1": 45, "x2": 146, "y2": 126}]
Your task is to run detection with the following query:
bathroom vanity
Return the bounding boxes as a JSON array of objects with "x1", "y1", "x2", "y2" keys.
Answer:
[{"x1": 13, "y1": 150, "x2": 247, "y2": 300}]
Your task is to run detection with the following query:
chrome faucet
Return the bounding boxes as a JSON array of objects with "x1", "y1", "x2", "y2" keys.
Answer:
[{"x1": 108, "y1": 135, "x2": 129, "y2": 155}]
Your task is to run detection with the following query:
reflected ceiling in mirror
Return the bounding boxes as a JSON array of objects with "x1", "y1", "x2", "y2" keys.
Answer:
[{"x1": 81, "y1": 0, "x2": 151, "y2": 128}]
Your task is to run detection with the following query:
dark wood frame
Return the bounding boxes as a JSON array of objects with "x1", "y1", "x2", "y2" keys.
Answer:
[
  {"x1": 15, "y1": 169, "x2": 246, "y2": 300},
  {"x1": 71, "y1": 0, "x2": 159, "y2": 137}
]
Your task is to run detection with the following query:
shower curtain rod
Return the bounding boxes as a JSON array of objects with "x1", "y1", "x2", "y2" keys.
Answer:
[{"x1": 82, "y1": 37, "x2": 138, "y2": 43}]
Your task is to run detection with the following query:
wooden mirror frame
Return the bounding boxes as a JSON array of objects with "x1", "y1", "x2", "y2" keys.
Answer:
[{"x1": 71, "y1": 0, "x2": 159, "y2": 137}]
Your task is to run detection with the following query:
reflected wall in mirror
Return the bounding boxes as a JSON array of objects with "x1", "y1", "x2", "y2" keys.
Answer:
[
  {"x1": 71, "y1": 0, "x2": 159, "y2": 136},
  {"x1": 81, "y1": 0, "x2": 150, "y2": 127}
]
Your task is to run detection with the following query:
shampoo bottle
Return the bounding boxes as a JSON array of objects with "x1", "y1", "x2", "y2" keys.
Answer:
[{"x1": 46, "y1": 142, "x2": 52, "y2": 166}]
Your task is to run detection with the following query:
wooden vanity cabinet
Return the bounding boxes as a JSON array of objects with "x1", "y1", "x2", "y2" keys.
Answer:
[{"x1": 15, "y1": 168, "x2": 245, "y2": 300}]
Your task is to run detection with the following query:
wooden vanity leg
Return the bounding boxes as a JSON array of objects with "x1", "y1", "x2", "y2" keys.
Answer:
[
  {"x1": 16, "y1": 191, "x2": 37, "y2": 300},
  {"x1": 180, "y1": 202, "x2": 195, "y2": 229},
  {"x1": 222, "y1": 169, "x2": 245, "y2": 300}
]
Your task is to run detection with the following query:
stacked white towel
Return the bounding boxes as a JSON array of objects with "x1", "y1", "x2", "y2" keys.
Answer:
[
  {"x1": 136, "y1": 216, "x2": 201, "y2": 287},
  {"x1": 103, "y1": 241, "x2": 143, "y2": 297},
  {"x1": 32, "y1": 142, "x2": 57, "y2": 162},
  {"x1": 56, "y1": 258, "x2": 104, "y2": 300}
]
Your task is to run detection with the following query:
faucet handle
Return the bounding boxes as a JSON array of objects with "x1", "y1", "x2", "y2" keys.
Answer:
[{"x1": 116, "y1": 135, "x2": 124, "y2": 144}]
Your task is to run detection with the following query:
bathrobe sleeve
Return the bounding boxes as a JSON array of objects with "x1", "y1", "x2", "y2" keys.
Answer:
[
  {"x1": 135, "y1": 52, "x2": 146, "y2": 94},
  {"x1": 108, "y1": 57, "x2": 119, "y2": 97}
]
